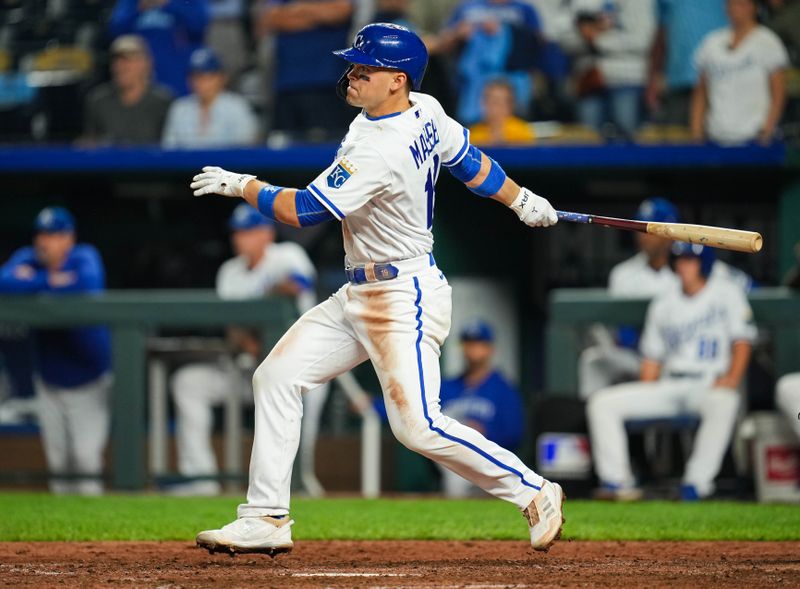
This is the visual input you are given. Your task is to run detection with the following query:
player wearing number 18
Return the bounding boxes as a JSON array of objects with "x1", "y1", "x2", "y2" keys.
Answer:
[{"x1": 190, "y1": 22, "x2": 564, "y2": 555}]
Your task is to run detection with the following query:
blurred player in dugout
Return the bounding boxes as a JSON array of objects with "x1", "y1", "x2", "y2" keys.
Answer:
[
  {"x1": 579, "y1": 197, "x2": 753, "y2": 398},
  {"x1": 587, "y1": 241, "x2": 756, "y2": 501},
  {"x1": 438, "y1": 321, "x2": 525, "y2": 497},
  {"x1": 168, "y1": 204, "x2": 327, "y2": 496},
  {"x1": 0, "y1": 207, "x2": 112, "y2": 495}
]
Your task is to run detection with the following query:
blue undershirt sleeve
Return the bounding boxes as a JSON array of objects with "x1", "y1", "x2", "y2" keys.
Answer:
[{"x1": 295, "y1": 189, "x2": 335, "y2": 226}]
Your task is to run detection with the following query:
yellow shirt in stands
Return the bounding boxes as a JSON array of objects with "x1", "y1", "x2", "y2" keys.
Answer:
[{"x1": 468, "y1": 117, "x2": 535, "y2": 145}]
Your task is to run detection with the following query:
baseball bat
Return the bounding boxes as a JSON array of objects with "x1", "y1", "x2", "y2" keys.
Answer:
[{"x1": 556, "y1": 211, "x2": 763, "y2": 254}]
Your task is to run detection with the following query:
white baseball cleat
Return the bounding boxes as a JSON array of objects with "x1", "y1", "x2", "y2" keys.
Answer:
[
  {"x1": 196, "y1": 516, "x2": 294, "y2": 557},
  {"x1": 524, "y1": 480, "x2": 565, "y2": 552}
]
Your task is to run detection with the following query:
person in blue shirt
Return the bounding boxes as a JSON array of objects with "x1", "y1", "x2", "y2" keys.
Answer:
[
  {"x1": 438, "y1": 320, "x2": 525, "y2": 497},
  {"x1": 438, "y1": 0, "x2": 543, "y2": 124},
  {"x1": 110, "y1": 0, "x2": 210, "y2": 97},
  {"x1": 0, "y1": 207, "x2": 112, "y2": 495}
]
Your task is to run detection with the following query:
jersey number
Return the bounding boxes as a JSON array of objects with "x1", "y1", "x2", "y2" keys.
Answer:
[
  {"x1": 698, "y1": 338, "x2": 718, "y2": 359},
  {"x1": 424, "y1": 154, "x2": 441, "y2": 229}
]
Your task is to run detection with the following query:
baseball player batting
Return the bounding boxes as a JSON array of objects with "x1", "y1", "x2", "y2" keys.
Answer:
[{"x1": 190, "y1": 23, "x2": 564, "y2": 556}]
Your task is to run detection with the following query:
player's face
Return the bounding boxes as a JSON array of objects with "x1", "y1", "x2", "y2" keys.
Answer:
[
  {"x1": 345, "y1": 64, "x2": 404, "y2": 109},
  {"x1": 674, "y1": 256, "x2": 703, "y2": 288},
  {"x1": 34, "y1": 232, "x2": 75, "y2": 269},
  {"x1": 462, "y1": 340, "x2": 494, "y2": 371},
  {"x1": 232, "y1": 226, "x2": 274, "y2": 261},
  {"x1": 636, "y1": 233, "x2": 672, "y2": 259}
]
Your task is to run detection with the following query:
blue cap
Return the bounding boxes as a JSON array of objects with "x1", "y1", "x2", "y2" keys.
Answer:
[
  {"x1": 34, "y1": 206, "x2": 75, "y2": 233},
  {"x1": 460, "y1": 320, "x2": 494, "y2": 343},
  {"x1": 228, "y1": 203, "x2": 273, "y2": 231},
  {"x1": 189, "y1": 47, "x2": 222, "y2": 73},
  {"x1": 635, "y1": 198, "x2": 680, "y2": 224}
]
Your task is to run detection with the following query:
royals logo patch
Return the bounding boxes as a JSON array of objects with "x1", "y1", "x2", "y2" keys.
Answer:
[{"x1": 327, "y1": 157, "x2": 357, "y2": 189}]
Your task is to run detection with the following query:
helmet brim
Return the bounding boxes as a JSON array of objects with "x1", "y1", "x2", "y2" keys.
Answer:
[{"x1": 333, "y1": 48, "x2": 388, "y2": 68}]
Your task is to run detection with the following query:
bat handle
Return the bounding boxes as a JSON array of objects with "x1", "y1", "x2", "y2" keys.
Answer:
[{"x1": 556, "y1": 210, "x2": 592, "y2": 224}]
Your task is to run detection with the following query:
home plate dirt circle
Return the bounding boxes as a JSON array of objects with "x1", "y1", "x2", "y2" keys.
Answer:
[{"x1": 1, "y1": 540, "x2": 798, "y2": 588}]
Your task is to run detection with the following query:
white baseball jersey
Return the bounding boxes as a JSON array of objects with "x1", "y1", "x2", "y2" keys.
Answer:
[
  {"x1": 307, "y1": 92, "x2": 469, "y2": 265},
  {"x1": 215, "y1": 242, "x2": 316, "y2": 309},
  {"x1": 694, "y1": 25, "x2": 788, "y2": 144},
  {"x1": 608, "y1": 252, "x2": 680, "y2": 298},
  {"x1": 640, "y1": 277, "x2": 756, "y2": 379}
]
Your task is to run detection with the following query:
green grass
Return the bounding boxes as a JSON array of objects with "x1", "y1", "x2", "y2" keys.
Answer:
[{"x1": 0, "y1": 493, "x2": 798, "y2": 542}]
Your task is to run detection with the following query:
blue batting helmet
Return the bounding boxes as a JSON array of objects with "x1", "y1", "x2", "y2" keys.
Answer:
[
  {"x1": 333, "y1": 23, "x2": 428, "y2": 99},
  {"x1": 635, "y1": 198, "x2": 680, "y2": 224},
  {"x1": 670, "y1": 241, "x2": 715, "y2": 278},
  {"x1": 34, "y1": 206, "x2": 75, "y2": 233},
  {"x1": 228, "y1": 203, "x2": 273, "y2": 231}
]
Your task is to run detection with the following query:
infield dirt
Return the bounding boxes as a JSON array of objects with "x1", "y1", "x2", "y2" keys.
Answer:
[{"x1": 1, "y1": 540, "x2": 798, "y2": 588}]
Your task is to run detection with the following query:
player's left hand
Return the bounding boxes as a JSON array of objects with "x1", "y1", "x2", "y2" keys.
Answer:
[
  {"x1": 190, "y1": 166, "x2": 255, "y2": 198},
  {"x1": 510, "y1": 187, "x2": 558, "y2": 228}
]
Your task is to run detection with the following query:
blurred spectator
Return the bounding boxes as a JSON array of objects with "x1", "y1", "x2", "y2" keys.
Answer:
[
  {"x1": 168, "y1": 203, "x2": 327, "y2": 496},
  {"x1": 437, "y1": 321, "x2": 525, "y2": 497},
  {"x1": 559, "y1": 0, "x2": 656, "y2": 139},
  {"x1": 162, "y1": 47, "x2": 258, "y2": 148},
  {"x1": 587, "y1": 242, "x2": 756, "y2": 501},
  {"x1": 645, "y1": 0, "x2": 727, "y2": 126},
  {"x1": 408, "y1": 0, "x2": 463, "y2": 44},
  {"x1": 373, "y1": 0, "x2": 414, "y2": 27},
  {"x1": 82, "y1": 35, "x2": 173, "y2": 145},
  {"x1": 764, "y1": 0, "x2": 800, "y2": 66},
  {"x1": 109, "y1": 0, "x2": 209, "y2": 97},
  {"x1": 468, "y1": 77, "x2": 535, "y2": 144},
  {"x1": 0, "y1": 207, "x2": 111, "y2": 496},
  {"x1": 206, "y1": 0, "x2": 249, "y2": 83},
  {"x1": 438, "y1": 0, "x2": 543, "y2": 124},
  {"x1": 691, "y1": 0, "x2": 789, "y2": 145},
  {"x1": 254, "y1": 0, "x2": 354, "y2": 141}
]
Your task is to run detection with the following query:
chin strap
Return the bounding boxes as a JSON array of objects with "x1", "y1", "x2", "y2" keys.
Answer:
[{"x1": 336, "y1": 65, "x2": 353, "y2": 101}]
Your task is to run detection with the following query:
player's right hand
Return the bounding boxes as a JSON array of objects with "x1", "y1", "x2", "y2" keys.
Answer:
[
  {"x1": 190, "y1": 166, "x2": 256, "y2": 198},
  {"x1": 510, "y1": 187, "x2": 558, "y2": 228}
]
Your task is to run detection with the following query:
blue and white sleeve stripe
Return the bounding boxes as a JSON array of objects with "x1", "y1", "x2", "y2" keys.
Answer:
[{"x1": 308, "y1": 184, "x2": 346, "y2": 221}]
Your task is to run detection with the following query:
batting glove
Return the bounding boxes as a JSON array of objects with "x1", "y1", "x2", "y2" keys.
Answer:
[
  {"x1": 190, "y1": 166, "x2": 256, "y2": 198},
  {"x1": 510, "y1": 187, "x2": 558, "y2": 228}
]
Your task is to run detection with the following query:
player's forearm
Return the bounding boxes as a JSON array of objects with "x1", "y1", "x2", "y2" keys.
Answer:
[
  {"x1": 721, "y1": 341, "x2": 752, "y2": 386},
  {"x1": 640, "y1": 359, "x2": 661, "y2": 382},
  {"x1": 242, "y1": 180, "x2": 301, "y2": 227},
  {"x1": 463, "y1": 150, "x2": 521, "y2": 204}
]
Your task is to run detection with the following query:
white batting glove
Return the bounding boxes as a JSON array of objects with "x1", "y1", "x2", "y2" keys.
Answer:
[
  {"x1": 190, "y1": 166, "x2": 256, "y2": 198},
  {"x1": 509, "y1": 187, "x2": 558, "y2": 228}
]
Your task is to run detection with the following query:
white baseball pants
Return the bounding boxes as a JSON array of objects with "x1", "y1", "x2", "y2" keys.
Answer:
[
  {"x1": 587, "y1": 378, "x2": 740, "y2": 497},
  {"x1": 171, "y1": 361, "x2": 328, "y2": 495},
  {"x1": 776, "y1": 373, "x2": 800, "y2": 440},
  {"x1": 238, "y1": 259, "x2": 543, "y2": 517},
  {"x1": 35, "y1": 373, "x2": 111, "y2": 495}
]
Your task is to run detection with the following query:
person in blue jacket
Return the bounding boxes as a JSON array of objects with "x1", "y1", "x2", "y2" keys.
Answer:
[
  {"x1": 0, "y1": 207, "x2": 112, "y2": 495},
  {"x1": 110, "y1": 0, "x2": 209, "y2": 97},
  {"x1": 438, "y1": 320, "x2": 525, "y2": 497}
]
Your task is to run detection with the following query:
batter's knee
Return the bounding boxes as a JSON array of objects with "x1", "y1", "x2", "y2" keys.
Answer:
[
  {"x1": 389, "y1": 418, "x2": 440, "y2": 455},
  {"x1": 252, "y1": 355, "x2": 297, "y2": 397}
]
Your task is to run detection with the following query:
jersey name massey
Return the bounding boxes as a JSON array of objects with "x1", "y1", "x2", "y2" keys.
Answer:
[{"x1": 409, "y1": 119, "x2": 440, "y2": 170}]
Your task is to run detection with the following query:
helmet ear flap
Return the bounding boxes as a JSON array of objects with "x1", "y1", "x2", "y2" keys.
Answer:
[{"x1": 336, "y1": 65, "x2": 353, "y2": 101}]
